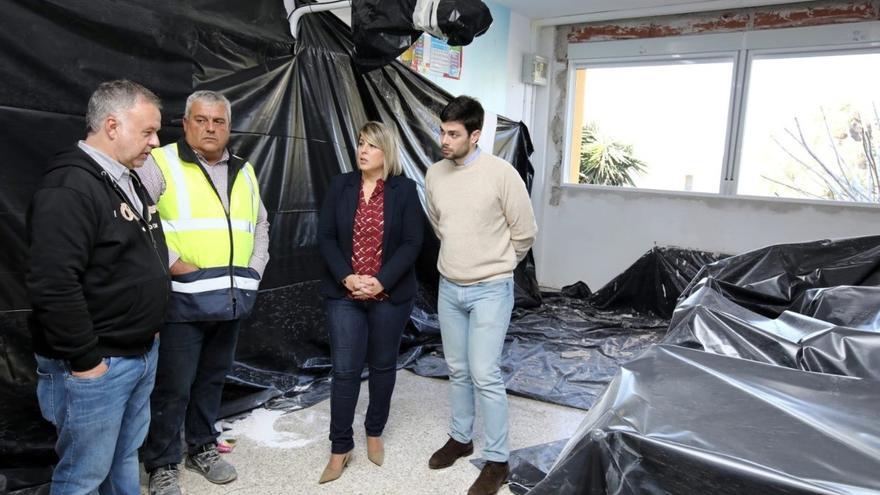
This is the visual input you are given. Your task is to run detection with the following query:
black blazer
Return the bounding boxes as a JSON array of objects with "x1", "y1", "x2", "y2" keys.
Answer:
[{"x1": 318, "y1": 171, "x2": 424, "y2": 303}]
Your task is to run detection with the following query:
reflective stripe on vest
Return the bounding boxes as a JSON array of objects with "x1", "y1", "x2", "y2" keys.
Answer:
[
  {"x1": 152, "y1": 143, "x2": 260, "y2": 269},
  {"x1": 161, "y1": 218, "x2": 254, "y2": 234},
  {"x1": 171, "y1": 274, "x2": 260, "y2": 294},
  {"x1": 164, "y1": 266, "x2": 261, "y2": 322}
]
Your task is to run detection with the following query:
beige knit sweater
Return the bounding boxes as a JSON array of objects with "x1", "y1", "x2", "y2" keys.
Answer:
[{"x1": 425, "y1": 151, "x2": 537, "y2": 285}]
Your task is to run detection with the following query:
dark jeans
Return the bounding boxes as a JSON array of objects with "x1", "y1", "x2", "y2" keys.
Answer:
[
  {"x1": 325, "y1": 297, "x2": 413, "y2": 454},
  {"x1": 142, "y1": 320, "x2": 240, "y2": 471}
]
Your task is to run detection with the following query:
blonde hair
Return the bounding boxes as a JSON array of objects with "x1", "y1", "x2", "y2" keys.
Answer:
[{"x1": 358, "y1": 121, "x2": 402, "y2": 180}]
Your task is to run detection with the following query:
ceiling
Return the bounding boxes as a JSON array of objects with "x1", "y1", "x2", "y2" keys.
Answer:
[{"x1": 490, "y1": 0, "x2": 810, "y2": 25}]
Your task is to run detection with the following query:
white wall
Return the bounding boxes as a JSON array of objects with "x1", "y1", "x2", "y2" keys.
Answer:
[
  {"x1": 502, "y1": 9, "x2": 533, "y2": 123},
  {"x1": 527, "y1": 26, "x2": 556, "y2": 284},
  {"x1": 538, "y1": 187, "x2": 879, "y2": 290},
  {"x1": 528, "y1": 23, "x2": 880, "y2": 291}
]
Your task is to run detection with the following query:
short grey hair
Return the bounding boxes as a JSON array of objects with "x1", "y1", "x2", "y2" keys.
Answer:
[
  {"x1": 184, "y1": 90, "x2": 232, "y2": 122},
  {"x1": 86, "y1": 80, "x2": 161, "y2": 134}
]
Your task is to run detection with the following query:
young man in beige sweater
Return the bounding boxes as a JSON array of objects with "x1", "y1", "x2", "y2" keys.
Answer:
[{"x1": 425, "y1": 96, "x2": 537, "y2": 495}]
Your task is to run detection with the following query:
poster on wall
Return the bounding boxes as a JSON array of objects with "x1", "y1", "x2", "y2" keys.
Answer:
[{"x1": 399, "y1": 33, "x2": 462, "y2": 80}]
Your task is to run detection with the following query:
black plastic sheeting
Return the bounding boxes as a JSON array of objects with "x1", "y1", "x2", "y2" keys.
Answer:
[
  {"x1": 220, "y1": 1, "x2": 544, "y2": 407},
  {"x1": 665, "y1": 236, "x2": 880, "y2": 379},
  {"x1": 666, "y1": 279, "x2": 880, "y2": 380},
  {"x1": 678, "y1": 235, "x2": 880, "y2": 317},
  {"x1": 457, "y1": 248, "x2": 723, "y2": 410},
  {"x1": 527, "y1": 236, "x2": 880, "y2": 494},
  {"x1": 590, "y1": 246, "x2": 726, "y2": 318},
  {"x1": 505, "y1": 440, "x2": 568, "y2": 495},
  {"x1": 530, "y1": 344, "x2": 880, "y2": 495},
  {"x1": 404, "y1": 247, "x2": 726, "y2": 410},
  {"x1": 351, "y1": 0, "x2": 493, "y2": 71},
  {"x1": 406, "y1": 291, "x2": 669, "y2": 410},
  {"x1": 0, "y1": 0, "x2": 540, "y2": 491}
]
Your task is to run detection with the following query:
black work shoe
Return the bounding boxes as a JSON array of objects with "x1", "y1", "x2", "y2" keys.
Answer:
[
  {"x1": 428, "y1": 436, "x2": 474, "y2": 469},
  {"x1": 148, "y1": 465, "x2": 182, "y2": 495},
  {"x1": 185, "y1": 444, "x2": 237, "y2": 484},
  {"x1": 467, "y1": 461, "x2": 509, "y2": 495}
]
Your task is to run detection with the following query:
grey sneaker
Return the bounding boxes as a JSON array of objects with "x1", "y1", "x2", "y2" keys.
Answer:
[
  {"x1": 185, "y1": 444, "x2": 237, "y2": 484},
  {"x1": 149, "y1": 466, "x2": 182, "y2": 495}
]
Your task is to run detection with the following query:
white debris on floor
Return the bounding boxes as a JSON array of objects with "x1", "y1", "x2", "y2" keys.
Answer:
[{"x1": 220, "y1": 408, "x2": 324, "y2": 450}]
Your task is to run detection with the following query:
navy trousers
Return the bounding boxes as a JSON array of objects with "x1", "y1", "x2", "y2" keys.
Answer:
[
  {"x1": 142, "y1": 320, "x2": 240, "y2": 471},
  {"x1": 325, "y1": 297, "x2": 413, "y2": 454}
]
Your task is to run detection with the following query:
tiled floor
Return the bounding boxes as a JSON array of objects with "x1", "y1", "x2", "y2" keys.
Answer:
[{"x1": 141, "y1": 370, "x2": 585, "y2": 494}]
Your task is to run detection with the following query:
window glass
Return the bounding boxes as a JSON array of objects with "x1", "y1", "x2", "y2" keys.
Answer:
[
  {"x1": 567, "y1": 60, "x2": 734, "y2": 193},
  {"x1": 738, "y1": 52, "x2": 880, "y2": 203}
]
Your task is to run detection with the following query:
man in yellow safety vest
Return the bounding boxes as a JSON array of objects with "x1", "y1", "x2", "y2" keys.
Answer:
[{"x1": 138, "y1": 90, "x2": 270, "y2": 495}]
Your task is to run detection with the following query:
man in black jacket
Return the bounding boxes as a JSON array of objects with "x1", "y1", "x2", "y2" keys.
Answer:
[{"x1": 27, "y1": 80, "x2": 170, "y2": 495}]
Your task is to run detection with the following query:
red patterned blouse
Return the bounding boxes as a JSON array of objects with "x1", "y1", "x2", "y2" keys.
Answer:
[{"x1": 350, "y1": 178, "x2": 388, "y2": 300}]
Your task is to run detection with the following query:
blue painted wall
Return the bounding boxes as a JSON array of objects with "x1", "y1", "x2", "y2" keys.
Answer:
[{"x1": 424, "y1": 1, "x2": 511, "y2": 115}]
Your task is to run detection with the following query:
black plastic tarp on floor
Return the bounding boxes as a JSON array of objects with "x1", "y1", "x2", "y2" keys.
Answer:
[
  {"x1": 528, "y1": 236, "x2": 880, "y2": 495},
  {"x1": 405, "y1": 247, "x2": 727, "y2": 410},
  {"x1": 529, "y1": 343, "x2": 880, "y2": 495}
]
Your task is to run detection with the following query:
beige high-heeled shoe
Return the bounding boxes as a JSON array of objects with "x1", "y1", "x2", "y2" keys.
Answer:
[
  {"x1": 366, "y1": 436, "x2": 384, "y2": 466},
  {"x1": 318, "y1": 451, "x2": 352, "y2": 484}
]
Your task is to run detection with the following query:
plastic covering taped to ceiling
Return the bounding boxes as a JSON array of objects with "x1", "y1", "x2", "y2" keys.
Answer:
[{"x1": 350, "y1": 0, "x2": 493, "y2": 71}]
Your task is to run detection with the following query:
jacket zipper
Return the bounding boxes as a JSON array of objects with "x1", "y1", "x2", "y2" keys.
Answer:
[
  {"x1": 193, "y1": 161, "x2": 237, "y2": 318},
  {"x1": 131, "y1": 173, "x2": 169, "y2": 277},
  {"x1": 102, "y1": 171, "x2": 171, "y2": 320}
]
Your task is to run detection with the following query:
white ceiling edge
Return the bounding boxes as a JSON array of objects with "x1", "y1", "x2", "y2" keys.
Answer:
[
  {"x1": 282, "y1": 0, "x2": 352, "y2": 36},
  {"x1": 533, "y1": 0, "x2": 811, "y2": 26},
  {"x1": 332, "y1": 8, "x2": 352, "y2": 26}
]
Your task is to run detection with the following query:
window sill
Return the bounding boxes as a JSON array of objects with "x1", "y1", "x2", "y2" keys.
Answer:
[{"x1": 559, "y1": 182, "x2": 880, "y2": 211}]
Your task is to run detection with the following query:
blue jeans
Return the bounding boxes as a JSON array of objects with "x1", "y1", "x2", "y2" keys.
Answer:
[
  {"x1": 35, "y1": 339, "x2": 159, "y2": 495},
  {"x1": 142, "y1": 320, "x2": 240, "y2": 471},
  {"x1": 438, "y1": 277, "x2": 513, "y2": 463},
  {"x1": 325, "y1": 297, "x2": 413, "y2": 454}
]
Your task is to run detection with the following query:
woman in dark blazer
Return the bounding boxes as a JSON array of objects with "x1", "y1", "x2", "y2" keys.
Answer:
[{"x1": 317, "y1": 121, "x2": 424, "y2": 483}]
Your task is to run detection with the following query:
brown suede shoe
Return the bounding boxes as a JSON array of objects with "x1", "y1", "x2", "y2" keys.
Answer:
[
  {"x1": 467, "y1": 461, "x2": 509, "y2": 495},
  {"x1": 428, "y1": 437, "x2": 474, "y2": 469}
]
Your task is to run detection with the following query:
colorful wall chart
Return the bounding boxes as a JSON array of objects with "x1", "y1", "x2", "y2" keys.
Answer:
[{"x1": 399, "y1": 33, "x2": 462, "y2": 80}]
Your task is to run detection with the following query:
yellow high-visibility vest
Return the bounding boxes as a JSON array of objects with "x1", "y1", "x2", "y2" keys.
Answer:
[{"x1": 151, "y1": 143, "x2": 260, "y2": 269}]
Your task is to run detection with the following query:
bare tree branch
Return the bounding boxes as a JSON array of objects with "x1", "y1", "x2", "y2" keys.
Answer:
[
  {"x1": 782, "y1": 128, "x2": 842, "y2": 193},
  {"x1": 760, "y1": 175, "x2": 828, "y2": 200},
  {"x1": 769, "y1": 104, "x2": 880, "y2": 204},
  {"x1": 789, "y1": 119, "x2": 863, "y2": 201},
  {"x1": 792, "y1": 118, "x2": 860, "y2": 200},
  {"x1": 872, "y1": 103, "x2": 880, "y2": 200},
  {"x1": 857, "y1": 111, "x2": 880, "y2": 201},
  {"x1": 773, "y1": 133, "x2": 846, "y2": 197},
  {"x1": 819, "y1": 106, "x2": 858, "y2": 194}
]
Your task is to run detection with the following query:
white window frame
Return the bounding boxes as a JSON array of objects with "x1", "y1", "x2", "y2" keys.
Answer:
[{"x1": 563, "y1": 20, "x2": 880, "y2": 207}]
